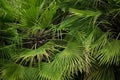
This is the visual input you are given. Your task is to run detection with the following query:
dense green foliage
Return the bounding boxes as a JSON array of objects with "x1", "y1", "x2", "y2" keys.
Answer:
[{"x1": 0, "y1": 0, "x2": 120, "y2": 80}]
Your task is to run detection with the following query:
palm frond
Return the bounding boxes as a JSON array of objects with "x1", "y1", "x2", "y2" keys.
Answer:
[
  {"x1": 15, "y1": 41, "x2": 55, "y2": 66},
  {"x1": 39, "y1": 1, "x2": 58, "y2": 29},
  {"x1": 88, "y1": 65, "x2": 115, "y2": 80},
  {"x1": 51, "y1": 41, "x2": 91, "y2": 79},
  {"x1": 97, "y1": 40, "x2": 120, "y2": 65},
  {"x1": 1, "y1": 63, "x2": 25, "y2": 80}
]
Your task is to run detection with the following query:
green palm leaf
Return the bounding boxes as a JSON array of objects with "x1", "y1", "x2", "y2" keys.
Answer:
[
  {"x1": 97, "y1": 40, "x2": 120, "y2": 65},
  {"x1": 51, "y1": 42, "x2": 90, "y2": 79},
  {"x1": 15, "y1": 41, "x2": 55, "y2": 66},
  {"x1": 1, "y1": 63, "x2": 25, "y2": 80},
  {"x1": 89, "y1": 65, "x2": 115, "y2": 80}
]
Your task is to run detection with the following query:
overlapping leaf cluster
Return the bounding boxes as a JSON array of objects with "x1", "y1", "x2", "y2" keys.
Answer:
[{"x1": 0, "y1": 0, "x2": 120, "y2": 80}]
